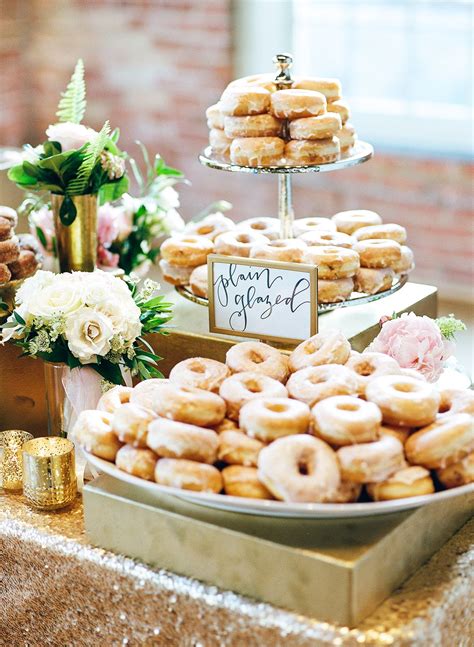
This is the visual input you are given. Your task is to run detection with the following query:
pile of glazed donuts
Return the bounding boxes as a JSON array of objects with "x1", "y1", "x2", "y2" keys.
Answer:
[
  {"x1": 206, "y1": 73, "x2": 356, "y2": 166},
  {"x1": 73, "y1": 330, "x2": 473, "y2": 504},
  {"x1": 159, "y1": 209, "x2": 414, "y2": 303},
  {"x1": 0, "y1": 205, "x2": 41, "y2": 285}
]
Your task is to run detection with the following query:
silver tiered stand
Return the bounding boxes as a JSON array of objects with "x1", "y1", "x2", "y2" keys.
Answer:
[{"x1": 177, "y1": 54, "x2": 408, "y2": 313}]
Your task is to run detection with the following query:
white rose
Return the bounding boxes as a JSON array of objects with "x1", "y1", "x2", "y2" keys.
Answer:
[
  {"x1": 65, "y1": 308, "x2": 114, "y2": 363},
  {"x1": 96, "y1": 298, "x2": 141, "y2": 342},
  {"x1": 155, "y1": 186, "x2": 180, "y2": 211},
  {"x1": 15, "y1": 270, "x2": 55, "y2": 306},
  {"x1": 45, "y1": 122, "x2": 98, "y2": 152},
  {"x1": 29, "y1": 274, "x2": 83, "y2": 319}
]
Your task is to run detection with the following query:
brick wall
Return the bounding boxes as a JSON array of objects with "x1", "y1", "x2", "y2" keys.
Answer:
[{"x1": 1, "y1": 0, "x2": 472, "y2": 300}]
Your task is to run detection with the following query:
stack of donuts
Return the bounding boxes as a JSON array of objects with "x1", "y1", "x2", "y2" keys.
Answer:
[
  {"x1": 0, "y1": 205, "x2": 41, "y2": 285},
  {"x1": 206, "y1": 73, "x2": 356, "y2": 167},
  {"x1": 74, "y1": 330, "x2": 473, "y2": 504},
  {"x1": 159, "y1": 209, "x2": 414, "y2": 302}
]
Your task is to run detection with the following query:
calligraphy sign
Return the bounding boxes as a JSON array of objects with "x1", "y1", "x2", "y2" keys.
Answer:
[{"x1": 208, "y1": 254, "x2": 318, "y2": 344}]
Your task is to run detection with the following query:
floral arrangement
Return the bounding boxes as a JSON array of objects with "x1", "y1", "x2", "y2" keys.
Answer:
[
  {"x1": 0, "y1": 270, "x2": 172, "y2": 383},
  {"x1": 7, "y1": 59, "x2": 128, "y2": 225},
  {"x1": 368, "y1": 312, "x2": 466, "y2": 382}
]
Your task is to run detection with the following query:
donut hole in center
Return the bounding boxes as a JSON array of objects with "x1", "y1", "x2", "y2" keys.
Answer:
[
  {"x1": 249, "y1": 351, "x2": 265, "y2": 364},
  {"x1": 197, "y1": 225, "x2": 214, "y2": 235},
  {"x1": 356, "y1": 362, "x2": 375, "y2": 377},
  {"x1": 270, "y1": 241, "x2": 287, "y2": 248},
  {"x1": 265, "y1": 402, "x2": 287, "y2": 413},
  {"x1": 236, "y1": 234, "x2": 251, "y2": 244},
  {"x1": 250, "y1": 222, "x2": 265, "y2": 231},
  {"x1": 189, "y1": 362, "x2": 206, "y2": 374},
  {"x1": 393, "y1": 382, "x2": 416, "y2": 393},
  {"x1": 297, "y1": 460, "x2": 309, "y2": 476},
  {"x1": 337, "y1": 402, "x2": 359, "y2": 412},
  {"x1": 244, "y1": 379, "x2": 262, "y2": 394}
]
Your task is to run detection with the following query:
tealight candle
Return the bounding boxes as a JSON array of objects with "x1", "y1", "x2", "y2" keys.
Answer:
[
  {"x1": 0, "y1": 430, "x2": 33, "y2": 490},
  {"x1": 22, "y1": 437, "x2": 77, "y2": 510}
]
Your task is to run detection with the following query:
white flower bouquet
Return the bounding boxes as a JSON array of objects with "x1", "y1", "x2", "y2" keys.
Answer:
[{"x1": 0, "y1": 270, "x2": 172, "y2": 384}]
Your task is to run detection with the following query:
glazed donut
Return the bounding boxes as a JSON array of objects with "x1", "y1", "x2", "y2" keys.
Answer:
[
  {"x1": 354, "y1": 239, "x2": 402, "y2": 269},
  {"x1": 271, "y1": 89, "x2": 326, "y2": 119},
  {"x1": 7, "y1": 250, "x2": 39, "y2": 280},
  {"x1": 284, "y1": 137, "x2": 340, "y2": 165},
  {"x1": 292, "y1": 77, "x2": 342, "y2": 101},
  {"x1": 206, "y1": 103, "x2": 225, "y2": 129},
  {"x1": 209, "y1": 128, "x2": 232, "y2": 157},
  {"x1": 332, "y1": 210, "x2": 382, "y2": 235},
  {"x1": 354, "y1": 267, "x2": 395, "y2": 294},
  {"x1": 115, "y1": 445, "x2": 157, "y2": 481},
  {"x1": 0, "y1": 263, "x2": 11, "y2": 284},
  {"x1": 230, "y1": 137, "x2": 285, "y2": 167},
  {"x1": 327, "y1": 99, "x2": 350, "y2": 124},
  {"x1": 227, "y1": 73, "x2": 277, "y2": 93},
  {"x1": 220, "y1": 86, "x2": 271, "y2": 116},
  {"x1": 152, "y1": 383, "x2": 226, "y2": 427},
  {"x1": 345, "y1": 351, "x2": 401, "y2": 396},
  {"x1": 154, "y1": 458, "x2": 223, "y2": 493},
  {"x1": 292, "y1": 216, "x2": 336, "y2": 237},
  {"x1": 112, "y1": 403, "x2": 156, "y2": 448},
  {"x1": 212, "y1": 418, "x2": 240, "y2": 434},
  {"x1": 159, "y1": 259, "x2": 194, "y2": 286},
  {"x1": 317, "y1": 277, "x2": 354, "y2": 303},
  {"x1": 0, "y1": 206, "x2": 18, "y2": 227},
  {"x1": 331, "y1": 479, "x2": 362, "y2": 503},
  {"x1": 214, "y1": 230, "x2": 268, "y2": 257},
  {"x1": 366, "y1": 375, "x2": 440, "y2": 427},
  {"x1": 0, "y1": 236, "x2": 19, "y2": 264},
  {"x1": 184, "y1": 212, "x2": 235, "y2": 241},
  {"x1": 377, "y1": 425, "x2": 413, "y2": 446},
  {"x1": 289, "y1": 113, "x2": 341, "y2": 140},
  {"x1": 224, "y1": 114, "x2": 282, "y2": 138},
  {"x1": 240, "y1": 397, "x2": 311, "y2": 442},
  {"x1": 337, "y1": 434, "x2": 405, "y2": 484},
  {"x1": 405, "y1": 413, "x2": 474, "y2": 469},
  {"x1": 436, "y1": 453, "x2": 474, "y2": 489},
  {"x1": 217, "y1": 430, "x2": 264, "y2": 467},
  {"x1": 249, "y1": 238, "x2": 306, "y2": 263},
  {"x1": 226, "y1": 341, "x2": 289, "y2": 383},
  {"x1": 97, "y1": 385, "x2": 133, "y2": 414},
  {"x1": 438, "y1": 388, "x2": 474, "y2": 416},
  {"x1": 286, "y1": 364, "x2": 360, "y2": 407},
  {"x1": 366, "y1": 466, "x2": 434, "y2": 501},
  {"x1": 258, "y1": 434, "x2": 341, "y2": 503},
  {"x1": 312, "y1": 395, "x2": 382, "y2": 446},
  {"x1": 298, "y1": 230, "x2": 352, "y2": 248},
  {"x1": 72, "y1": 409, "x2": 122, "y2": 461},
  {"x1": 189, "y1": 264, "x2": 208, "y2": 298},
  {"x1": 289, "y1": 330, "x2": 351, "y2": 372},
  {"x1": 147, "y1": 418, "x2": 218, "y2": 464},
  {"x1": 391, "y1": 245, "x2": 415, "y2": 274},
  {"x1": 303, "y1": 245, "x2": 359, "y2": 279},
  {"x1": 0, "y1": 216, "x2": 12, "y2": 241},
  {"x1": 219, "y1": 371, "x2": 287, "y2": 420},
  {"x1": 160, "y1": 235, "x2": 214, "y2": 267},
  {"x1": 398, "y1": 368, "x2": 426, "y2": 381},
  {"x1": 129, "y1": 378, "x2": 171, "y2": 413},
  {"x1": 352, "y1": 224, "x2": 407, "y2": 245},
  {"x1": 222, "y1": 465, "x2": 273, "y2": 499},
  {"x1": 169, "y1": 357, "x2": 230, "y2": 393},
  {"x1": 236, "y1": 217, "x2": 280, "y2": 240},
  {"x1": 336, "y1": 123, "x2": 356, "y2": 154}
]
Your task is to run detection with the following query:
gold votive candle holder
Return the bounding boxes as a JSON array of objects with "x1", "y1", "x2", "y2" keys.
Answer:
[
  {"x1": 22, "y1": 437, "x2": 77, "y2": 510},
  {"x1": 0, "y1": 430, "x2": 33, "y2": 490}
]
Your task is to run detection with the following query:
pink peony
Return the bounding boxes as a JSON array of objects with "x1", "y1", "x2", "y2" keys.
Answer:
[
  {"x1": 45, "y1": 122, "x2": 98, "y2": 152},
  {"x1": 367, "y1": 312, "x2": 454, "y2": 382},
  {"x1": 97, "y1": 204, "x2": 120, "y2": 247},
  {"x1": 97, "y1": 244, "x2": 119, "y2": 269}
]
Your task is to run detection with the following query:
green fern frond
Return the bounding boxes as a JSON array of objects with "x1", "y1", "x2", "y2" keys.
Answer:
[
  {"x1": 68, "y1": 121, "x2": 110, "y2": 195},
  {"x1": 56, "y1": 59, "x2": 86, "y2": 124}
]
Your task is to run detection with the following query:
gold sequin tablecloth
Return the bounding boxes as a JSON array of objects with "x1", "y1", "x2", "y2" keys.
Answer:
[{"x1": 0, "y1": 494, "x2": 473, "y2": 647}]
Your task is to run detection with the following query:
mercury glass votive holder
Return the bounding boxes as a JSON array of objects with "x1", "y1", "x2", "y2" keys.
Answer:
[
  {"x1": 22, "y1": 437, "x2": 77, "y2": 510},
  {"x1": 0, "y1": 430, "x2": 33, "y2": 491}
]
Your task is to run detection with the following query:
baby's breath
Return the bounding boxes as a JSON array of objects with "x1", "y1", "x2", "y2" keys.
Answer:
[{"x1": 436, "y1": 314, "x2": 466, "y2": 340}]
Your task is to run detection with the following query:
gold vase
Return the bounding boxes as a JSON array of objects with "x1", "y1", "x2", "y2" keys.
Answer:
[{"x1": 51, "y1": 193, "x2": 97, "y2": 272}]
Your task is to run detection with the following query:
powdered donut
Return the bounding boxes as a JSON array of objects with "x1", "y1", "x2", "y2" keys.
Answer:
[
  {"x1": 289, "y1": 330, "x2": 351, "y2": 372},
  {"x1": 112, "y1": 403, "x2": 156, "y2": 448},
  {"x1": 249, "y1": 238, "x2": 306, "y2": 263},
  {"x1": 354, "y1": 239, "x2": 402, "y2": 268},
  {"x1": 327, "y1": 99, "x2": 350, "y2": 124},
  {"x1": 298, "y1": 230, "x2": 353, "y2": 248},
  {"x1": 169, "y1": 357, "x2": 230, "y2": 393},
  {"x1": 97, "y1": 385, "x2": 133, "y2": 414},
  {"x1": 220, "y1": 86, "x2": 271, "y2": 116},
  {"x1": 289, "y1": 113, "x2": 341, "y2": 140},
  {"x1": 236, "y1": 217, "x2": 280, "y2": 240},
  {"x1": 159, "y1": 259, "x2": 194, "y2": 286},
  {"x1": 352, "y1": 223, "x2": 407, "y2": 244},
  {"x1": 151, "y1": 383, "x2": 226, "y2": 427},
  {"x1": 209, "y1": 128, "x2": 232, "y2": 157},
  {"x1": 337, "y1": 434, "x2": 405, "y2": 483},
  {"x1": 367, "y1": 466, "x2": 435, "y2": 500},
  {"x1": 354, "y1": 267, "x2": 395, "y2": 294},
  {"x1": 73, "y1": 409, "x2": 122, "y2": 461},
  {"x1": 224, "y1": 114, "x2": 282, "y2": 138},
  {"x1": 222, "y1": 465, "x2": 273, "y2": 499},
  {"x1": 219, "y1": 371, "x2": 288, "y2": 420},
  {"x1": 226, "y1": 341, "x2": 289, "y2": 383},
  {"x1": 345, "y1": 351, "x2": 401, "y2": 396},
  {"x1": 214, "y1": 230, "x2": 268, "y2": 257},
  {"x1": 147, "y1": 418, "x2": 218, "y2": 464},
  {"x1": 284, "y1": 137, "x2": 340, "y2": 165},
  {"x1": 286, "y1": 364, "x2": 360, "y2": 407},
  {"x1": 189, "y1": 264, "x2": 208, "y2": 298},
  {"x1": 292, "y1": 217, "x2": 336, "y2": 237},
  {"x1": 240, "y1": 397, "x2": 311, "y2": 442},
  {"x1": 271, "y1": 89, "x2": 327, "y2": 119},
  {"x1": 160, "y1": 235, "x2": 214, "y2": 267},
  {"x1": 258, "y1": 434, "x2": 341, "y2": 503},
  {"x1": 303, "y1": 245, "x2": 359, "y2": 279},
  {"x1": 184, "y1": 212, "x2": 235, "y2": 241},
  {"x1": 436, "y1": 453, "x2": 474, "y2": 489},
  {"x1": 366, "y1": 375, "x2": 440, "y2": 427},
  {"x1": 129, "y1": 378, "x2": 170, "y2": 413},
  {"x1": 217, "y1": 430, "x2": 264, "y2": 467},
  {"x1": 154, "y1": 458, "x2": 223, "y2": 493},
  {"x1": 292, "y1": 77, "x2": 342, "y2": 101},
  {"x1": 230, "y1": 137, "x2": 285, "y2": 167},
  {"x1": 332, "y1": 210, "x2": 382, "y2": 235},
  {"x1": 312, "y1": 395, "x2": 382, "y2": 446}
]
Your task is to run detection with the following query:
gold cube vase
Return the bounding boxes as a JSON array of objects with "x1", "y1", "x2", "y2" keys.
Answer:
[{"x1": 51, "y1": 193, "x2": 97, "y2": 272}]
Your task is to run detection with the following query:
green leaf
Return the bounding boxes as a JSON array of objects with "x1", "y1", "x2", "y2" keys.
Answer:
[
  {"x1": 68, "y1": 121, "x2": 110, "y2": 195},
  {"x1": 43, "y1": 140, "x2": 62, "y2": 157},
  {"x1": 7, "y1": 164, "x2": 38, "y2": 186},
  {"x1": 22, "y1": 161, "x2": 40, "y2": 178},
  {"x1": 66, "y1": 353, "x2": 82, "y2": 369},
  {"x1": 56, "y1": 58, "x2": 87, "y2": 124},
  {"x1": 93, "y1": 360, "x2": 124, "y2": 385},
  {"x1": 98, "y1": 174, "x2": 129, "y2": 204},
  {"x1": 13, "y1": 311, "x2": 25, "y2": 325},
  {"x1": 60, "y1": 196, "x2": 77, "y2": 225},
  {"x1": 110, "y1": 127, "x2": 120, "y2": 143},
  {"x1": 35, "y1": 226, "x2": 47, "y2": 248}
]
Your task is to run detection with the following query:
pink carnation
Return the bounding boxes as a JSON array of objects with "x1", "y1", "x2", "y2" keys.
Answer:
[{"x1": 367, "y1": 312, "x2": 454, "y2": 382}]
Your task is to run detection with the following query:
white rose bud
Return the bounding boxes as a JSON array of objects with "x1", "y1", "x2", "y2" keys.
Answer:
[{"x1": 65, "y1": 308, "x2": 114, "y2": 363}]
